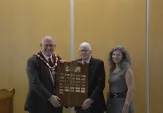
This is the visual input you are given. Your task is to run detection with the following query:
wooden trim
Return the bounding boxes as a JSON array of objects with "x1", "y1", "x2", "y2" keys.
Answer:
[{"x1": 0, "y1": 88, "x2": 15, "y2": 100}]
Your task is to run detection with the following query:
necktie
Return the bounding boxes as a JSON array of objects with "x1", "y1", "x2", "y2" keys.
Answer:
[
  {"x1": 48, "y1": 57, "x2": 53, "y2": 67},
  {"x1": 48, "y1": 57, "x2": 55, "y2": 85},
  {"x1": 82, "y1": 60, "x2": 87, "y2": 64}
]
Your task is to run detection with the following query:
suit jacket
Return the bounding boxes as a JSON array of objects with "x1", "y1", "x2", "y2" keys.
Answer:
[
  {"x1": 76, "y1": 57, "x2": 106, "y2": 112},
  {"x1": 24, "y1": 52, "x2": 61, "y2": 113}
]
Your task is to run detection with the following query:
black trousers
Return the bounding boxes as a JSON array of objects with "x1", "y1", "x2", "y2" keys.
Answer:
[
  {"x1": 28, "y1": 106, "x2": 62, "y2": 113},
  {"x1": 76, "y1": 108, "x2": 104, "y2": 113}
]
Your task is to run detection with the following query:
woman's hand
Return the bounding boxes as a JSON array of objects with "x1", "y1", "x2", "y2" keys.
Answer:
[{"x1": 122, "y1": 103, "x2": 129, "y2": 113}]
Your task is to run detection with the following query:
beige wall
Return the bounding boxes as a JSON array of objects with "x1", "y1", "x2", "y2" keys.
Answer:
[
  {"x1": 149, "y1": 0, "x2": 163, "y2": 113},
  {"x1": 0, "y1": 0, "x2": 162, "y2": 113},
  {"x1": 0, "y1": 0, "x2": 70, "y2": 113}
]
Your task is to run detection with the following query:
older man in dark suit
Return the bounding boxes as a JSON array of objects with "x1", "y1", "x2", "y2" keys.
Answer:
[
  {"x1": 75, "y1": 42, "x2": 106, "y2": 113},
  {"x1": 25, "y1": 36, "x2": 63, "y2": 113}
]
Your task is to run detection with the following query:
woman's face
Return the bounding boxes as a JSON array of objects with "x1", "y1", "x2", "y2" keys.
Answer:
[{"x1": 112, "y1": 50, "x2": 123, "y2": 64}]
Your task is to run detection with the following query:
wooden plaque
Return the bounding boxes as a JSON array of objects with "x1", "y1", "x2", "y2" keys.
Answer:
[{"x1": 56, "y1": 61, "x2": 88, "y2": 107}]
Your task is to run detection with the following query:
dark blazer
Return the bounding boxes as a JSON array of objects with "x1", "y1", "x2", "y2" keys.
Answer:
[
  {"x1": 24, "y1": 52, "x2": 62, "y2": 113},
  {"x1": 76, "y1": 57, "x2": 106, "y2": 112}
]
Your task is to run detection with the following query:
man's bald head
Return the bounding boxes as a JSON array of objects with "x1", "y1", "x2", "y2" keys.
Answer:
[
  {"x1": 41, "y1": 36, "x2": 55, "y2": 44},
  {"x1": 40, "y1": 36, "x2": 56, "y2": 57}
]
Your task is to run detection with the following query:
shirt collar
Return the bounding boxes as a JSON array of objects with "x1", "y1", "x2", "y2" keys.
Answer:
[
  {"x1": 41, "y1": 52, "x2": 53, "y2": 62},
  {"x1": 82, "y1": 56, "x2": 91, "y2": 64}
]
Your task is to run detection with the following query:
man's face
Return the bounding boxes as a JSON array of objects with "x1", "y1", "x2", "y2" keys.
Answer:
[
  {"x1": 79, "y1": 46, "x2": 92, "y2": 60},
  {"x1": 41, "y1": 39, "x2": 55, "y2": 56}
]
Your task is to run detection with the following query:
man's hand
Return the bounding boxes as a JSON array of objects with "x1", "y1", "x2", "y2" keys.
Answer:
[
  {"x1": 82, "y1": 98, "x2": 93, "y2": 110},
  {"x1": 49, "y1": 95, "x2": 61, "y2": 107},
  {"x1": 59, "y1": 60, "x2": 67, "y2": 63}
]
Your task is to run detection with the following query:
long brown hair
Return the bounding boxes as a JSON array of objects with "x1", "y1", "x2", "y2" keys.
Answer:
[{"x1": 108, "y1": 46, "x2": 131, "y2": 72}]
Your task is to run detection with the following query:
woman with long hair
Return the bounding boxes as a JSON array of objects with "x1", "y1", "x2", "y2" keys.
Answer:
[{"x1": 106, "y1": 46, "x2": 134, "y2": 113}]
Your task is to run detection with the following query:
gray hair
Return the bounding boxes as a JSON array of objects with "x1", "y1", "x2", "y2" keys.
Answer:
[{"x1": 79, "y1": 42, "x2": 92, "y2": 50}]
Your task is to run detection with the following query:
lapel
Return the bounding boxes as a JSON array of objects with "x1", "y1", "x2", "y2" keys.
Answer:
[
  {"x1": 44, "y1": 65, "x2": 54, "y2": 86},
  {"x1": 88, "y1": 57, "x2": 94, "y2": 83},
  {"x1": 37, "y1": 52, "x2": 54, "y2": 86},
  {"x1": 77, "y1": 57, "x2": 95, "y2": 82},
  {"x1": 76, "y1": 57, "x2": 95, "y2": 86}
]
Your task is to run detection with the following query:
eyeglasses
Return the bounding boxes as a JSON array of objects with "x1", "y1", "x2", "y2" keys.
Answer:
[
  {"x1": 79, "y1": 50, "x2": 90, "y2": 52},
  {"x1": 44, "y1": 44, "x2": 56, "y2": 48}
]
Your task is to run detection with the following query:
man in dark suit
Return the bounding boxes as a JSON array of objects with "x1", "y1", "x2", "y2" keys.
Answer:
[
  {"x1": 25, "y1": 36, "x2": 63, "y2": 113},
  {"x1": 75, "y1": 42, "x2": 106, "y2": 113}
]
